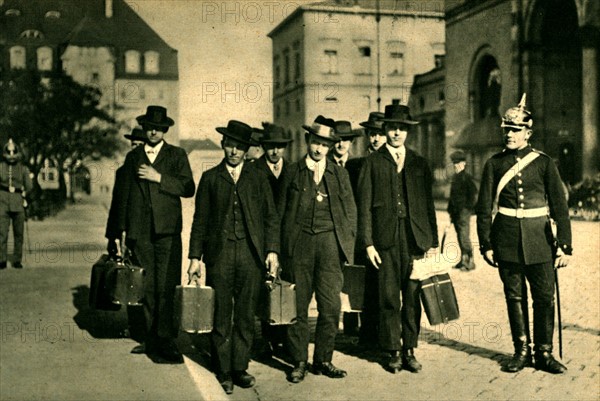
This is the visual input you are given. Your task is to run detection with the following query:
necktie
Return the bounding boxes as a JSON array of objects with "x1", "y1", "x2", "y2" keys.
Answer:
[
  {"x1": 338, "y1": 159, "x2": 345, "y2": 168},
  {"x1": 230, "y1": 168, "x2": 238, "y2": 184},
  {"x1": 395, "y1": 152, "x2": 405, "y2": 173},
  {"x1": 146, "y1": 149, "x2": 154, "y2": 154}
]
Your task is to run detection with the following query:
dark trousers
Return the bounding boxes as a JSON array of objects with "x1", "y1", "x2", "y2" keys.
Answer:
[
  {"x1": 207, "y1": 237, "x2": 263, "y2": 373},
  {"x1": 498, "y1": 261, "x2": 556, "y2": 348},
  {"x1": 359, "y1": 261, "x2": 380, "y2": 343},
  {"x1": 130, "y1": 231, "x2": 182, "y2": 340},
  {"x1": 452, "y1": 210, "x2": 473, "y2": 257},
  {"x1": 287, "y1": 230, "x2": 343, "y2": 364},
  {"x1": 378, "y1": 218, "x2": 422, "y2": 351},
  {"x1": 0, "y1": 210, "x2": 25, "y2": 263}
]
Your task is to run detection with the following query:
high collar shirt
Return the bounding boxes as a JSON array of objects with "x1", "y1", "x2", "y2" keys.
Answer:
[{"x1": 144, "y1": 140, "x2": 164, "y2": 164}]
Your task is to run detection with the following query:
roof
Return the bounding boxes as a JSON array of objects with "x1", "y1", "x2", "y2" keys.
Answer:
[
  {"x1": 180, "y1": 139, "x2": 221, "y2": 153},
  {"x1": 268, "y1": 0, "x2": 444, "y2": 37},
  {"x1": 411, "y1": 66, "x2": 445, "y2": 91},
  {"x1": 0, "y1": 0, "x2": 178, "y2": 79}
]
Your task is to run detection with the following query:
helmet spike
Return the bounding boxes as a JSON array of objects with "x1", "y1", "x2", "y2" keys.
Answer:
[{"x1": 517, "y1": 93, "x2": 527, "y2": 111}]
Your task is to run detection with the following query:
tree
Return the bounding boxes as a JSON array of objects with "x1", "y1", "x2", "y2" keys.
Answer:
[{"x1": 0, "y1": 69, "x2": 123, "y2": 214}]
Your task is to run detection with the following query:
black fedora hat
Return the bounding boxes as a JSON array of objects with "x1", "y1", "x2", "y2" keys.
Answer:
[
  {"x1": 381, "y1": 103, "x2": 419, "y2": 125},
  {"x1": 124, "y1": 126, "x2": 147, "y2": 142},
  {"x1": 260, "y1": 123, "x2": 293, "y2": 145},
  {"x1": 216, "y1": 120, "x2": 258, "y2": 146},
  {"x1": 136, "y1": 105, "x2": 175, "y2": 127},
  {"x1": 449, "y1": 150, "x2": 467, "y2": 163},
  {"x1": 302, "y1": 115, "x2": 340, "y2": 142},
  {"x1": 359, "y1": 111, "x2": 385, "y2": 131},
  {"x1": 334, "y1": 120, "x2": 360, "y2": 139}
]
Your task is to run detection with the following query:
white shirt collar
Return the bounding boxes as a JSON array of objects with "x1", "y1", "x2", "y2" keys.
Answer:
[
  {"x1": 386, "y1": 144, "x2": 405, "y2": 158},
  {"x1": 225, "y1": 161, "x2": 244, "y2": 180},
  {"x1": 305, "y1": 155, "x2": 327, "y2": 184},
  {"x1": 266, "y1": 158, "x2": 284, "y2": 177},
  {"x1": 144, "y1": 141, "x2": 164, "y2": 162},
  {"x1": 333, "y1": 153, "x2": 349, "y2": 166}
]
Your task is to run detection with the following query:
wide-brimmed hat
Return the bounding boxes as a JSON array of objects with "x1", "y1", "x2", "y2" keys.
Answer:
[
  {"x1": 501, "y1": 93, "x2": 533, "y2": 129},
  {"x1": 334, "y1": 120, "x2": 361, "y2": 140},
  {"x1": 302, "y1": 115, "x2": 340, "y2": 142},
  {"x1": 359, "y1": 112, "x2": 385, "y2": 132},
  {"x1": 136, "y1": 105, "x2": 175, "y2": 128},
  {"x1": 259, "y1": 123, "x2": 293, "y2": 145},
  {"x1": 216, "y1": 120, "x2": 258, "y2": 146},
  {"x1": 449, "y1": 150, "x2": 467, "y2": 163},
  {"x1": 381, "y1": 103, "x2": 419, "y2": 125},
  {"x1": 124, "y1": 126, "x2": 147, "y2": 142}
]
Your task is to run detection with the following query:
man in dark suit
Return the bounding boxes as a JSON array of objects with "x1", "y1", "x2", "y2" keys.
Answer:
[
  {"x1": 279, "y1": 115, "x2": 357, "y2": 383},
  {"x1": 118, "y1": 105, "x2": 195, "y2": 364},
  {"x1": 361, "y1": 111, "x2": 387, "y2": 155},
  {"x1": 254, "y1": 123, "x2": 292, "y2": 201},
  {"x1": 188, "y1": 120, "x2": 280, "y2": 394},
  {"x1": 476, "y1": 94, "x2": 571, "y2": 374},
  {"x1": 447, "y1": 150, "x2": 478, "y2": 271},
  {"x1": 357, "y1": 102, "x2": 439, "y2": 373}
]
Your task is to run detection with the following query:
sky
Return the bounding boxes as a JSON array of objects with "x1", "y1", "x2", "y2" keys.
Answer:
[{"x1": 125, "y1": 0, "x2": 314, "y2": 141}]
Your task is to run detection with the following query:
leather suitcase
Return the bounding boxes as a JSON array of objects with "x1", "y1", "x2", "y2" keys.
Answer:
[
  {"x1": 420, "y1": 273, "x2": 460, "y2": 325},
  {"x1": 341, "y1": 264, "x2": 365, "y2": 312},
  {"x1": 109, "y1": 264, "x2": 145, "y2": 306},
  {"x1": 259, "y1": 278, "x2": 297, "y2": 326},
  {"x1": 89, "y1": 254, "x2": 121, "y2": 311},
  {"x1": 173, "y1": 285, "x2": 214, "y2": 333}
]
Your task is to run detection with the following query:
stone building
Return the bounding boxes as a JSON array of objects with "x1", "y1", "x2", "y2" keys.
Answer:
[
  {"x1": 0, "y1": 0, "x2": 180, "y2": 142},
  {"x1": 445, "y1": 0, "x2": 599, "y2": 183},
  {"x1": 268, "y1": 0, "x2": 445, "y2": 160}
]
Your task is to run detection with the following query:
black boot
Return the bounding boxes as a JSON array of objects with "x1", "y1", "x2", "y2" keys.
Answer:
[
  {"x1": 504, "y1": 298, "x2": 532, "y2": 372},
  {"x1": 534, "y1": 345, "x2": 567, "y2": 374},
  {"x1": 505, "y1": 342, "x2": 532, "y2": 372},
  {"x1": 387, "y1": 351, "x2": 402, "y2": 373},
  {"x1": 401, "y1": 348, "x2": 422, "y2": 373}
]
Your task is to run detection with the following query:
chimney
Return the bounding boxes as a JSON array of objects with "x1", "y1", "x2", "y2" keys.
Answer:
[{"x1": 105, "y1": 0, "x2": 113, "y2": 18}]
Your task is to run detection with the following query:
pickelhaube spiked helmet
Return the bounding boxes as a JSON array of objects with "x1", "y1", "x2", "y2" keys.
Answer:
[
  {"x1": 501, "y1": 93, "x2": 533, "y2": 129},
  {"x1": 2, "y1": 138, "x2": 21, "y2": 164}
]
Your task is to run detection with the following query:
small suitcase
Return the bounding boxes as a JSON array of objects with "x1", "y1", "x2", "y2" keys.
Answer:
[
  {"x1": 89, "y1": 254, "x2": 121, "y2": 311},
  {"x1": 259, "y1": 277, "x2": 297, "y2": 326},
  {"x1": 420, "y1": 272, "x2": 460, "y2": 325},
  {"x1": 341, "y1": 264, "x2": 365, "y2": 312},
  {"x1": 109, "y1": 264, "x2": 145, "y2": 306},
  {"x1": 173, "y1": 284, "x2": 215, "y2": 333}
]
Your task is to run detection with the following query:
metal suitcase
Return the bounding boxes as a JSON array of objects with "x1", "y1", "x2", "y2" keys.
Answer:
[
  {"x1": 89, "y1": 254, "x2": 121, "y2": 311},
  {"x1": 109, "y1": 264, "x2": 145, "y2": 306},
  {"x1": 341, "y1": 264, "x2": 365, "y2": 312},
  {"x1": 173, "y1": 285, "x2": 215, "y2": 334},
  {"x1": 259, "y1": 277, "x2": 297, "y2": 326},
  {"x1": 420, "y1": 272, "x2": 460, "y2": 325}
]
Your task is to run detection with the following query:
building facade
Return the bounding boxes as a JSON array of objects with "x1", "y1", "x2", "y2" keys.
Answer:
[
  {"x1": 268, "y1": 0, "x2": 445, "y2": 160},
  {"x1": 445, "y1": 0, "x2": 599, "y2": 184},
  {"x1": 1, "y1": 0, "x2": 180, "y2": 143}
]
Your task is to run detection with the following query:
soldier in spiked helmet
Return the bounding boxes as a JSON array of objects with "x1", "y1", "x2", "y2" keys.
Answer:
[{"x1": 476, "y1": 94, "x2": 572, "y2": 374}]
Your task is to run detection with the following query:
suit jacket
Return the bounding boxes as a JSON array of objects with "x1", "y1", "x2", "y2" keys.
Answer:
[
  {"x1": 475, "y1": 146, "x2": 572, "y2": 264},
  {"x1": 188, "y1": 160, "x2": 280, "y2": 266},
  {"x1": 358, "y1": 146, "x2": 439, "y2": 252},
  {"x1": 0, "y1": 161, "x2": 33, "y2": 213},
  {"x1": 344, "y1": 157, "x2": 366, "y2": 200},
  {"x1": 447, "y1": 170, "x2": 478, "y2": 218},
  {"x1": 253, "y1": 155, "x2": 290, "y2": 204},
  {"x1": 278, "y1": 158, "x2": 357, "y2": 264},
  {"x1": 105, "y1": 165, "x2": 125, "y2": 239},
  {"x1": 118, "y1": 142, "x2": 195, "y2": 240}
]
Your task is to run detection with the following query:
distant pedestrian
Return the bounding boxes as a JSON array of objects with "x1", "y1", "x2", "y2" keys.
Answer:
[
  {"x1": 447, "y1": 150, "x2": 477, "y2": 271},
  {"x1": 0, "y1": 139, "x2": 33, "y2": 269},
  {"x1": 118, "y1": 105, "x2": 195, "y2": 364},
  {"x1": 188, "y1": 120, "x2": 280, "y2": 394},
  {"x1": 476, "y1": 94, "x2": 571, "y2": 374}
]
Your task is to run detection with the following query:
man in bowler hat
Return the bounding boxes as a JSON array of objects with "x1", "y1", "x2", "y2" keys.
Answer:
[
  {"x1": 357, "y1": 102, "x2": 439, "y2": 373},
  {"x1": 0, "y1": 139, "x2": 33, "y2": 269},
  {"x1": 117, "y1": 105, "x2": 195, "y2": 363},
  {"x1": 255, "y1": 123, "x2": 293, "y2": 201},
  {"x1": 447, "y1": 150, "x2": 477, "y2": 271},
  {"x1": 360, "y1": 111, "x2": 387, "y2": 155},
  {"x1": 188, "y1": 120, "x2": 280, "y2": 394},
  {"x1": 278, "y1": 116, "x2": 357, "y2": 383},
  {"x1": 476, "y1": 94, "x2": 571, "y2": 374}
]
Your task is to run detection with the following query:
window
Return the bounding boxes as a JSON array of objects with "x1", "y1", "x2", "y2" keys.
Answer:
[
  {"x1": 357, "y1": 45, "x2": 372, "y2": 75},
  {"x1": 10, "y1": 46, "x2": 26, "y2": 69},
  {"x1": 294, "y1": 51, "x2": 301, "y2": 80},
  {"x1": 284, "y1": 50, "x2": 290, "y2": 85},
  {"x1": 323, "y1": 50, "x2": 338, "y2": 74},
  {"x1": 419, "y1": 97, "x2": 425, "y2": 111},
  {"x1": 389, "y1": 52, "x2": 404, "y2": 75},
  {"x1": 275, "y1": 104, "x2": 280, "y2": 119},
  {"x1": 125, "y1": 50, "x2": 141, "y2": 73},
  {"x1": 295, "y1": 98, "x2": 301, "y2": 112},
  {"x1": 285, "y1": 100, "x2": 290, "y2": 116},
  {"x1": 37, "y1": 47, "x2": 53, "y2": 71},
  {"x1": 144, "y1": 51, "x2": 160, "y2": 75},
  {"x1": 274, "y1": 56, "x2": 280, "y2": 90}
]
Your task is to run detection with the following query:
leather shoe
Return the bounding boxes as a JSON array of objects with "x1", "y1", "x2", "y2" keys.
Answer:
[
  {"x1": 505, "y1": 350, "x2": 532, "y2": 372},
  {"x1": 154, "y1": 340, "x2": 183, "y2": 364},
  {"x1": 535, "y1": 351, "x2": 567, "y2": 374},
  {"x1": 312, "y1": 361, "x2": 347, "y2": 378},
  {"x1": 387, "y1": 351, "x2": 403, "y2": 373},
  {"x1": 13, "y1": 262, "x2": 23, "y2": 269},
  {"x1": 232, "y1": 370, "x2": 256, "y2": 388},
  {"x1": 217, "y1": 373, "x2": 234, "y2": 394},
  {"x1": 288, "y1": 361, "x2": 309, "y2": 383},
  {"x1": 402, "y1": 348, "x2": 422, "y2": 373},
  {"x1": 131, "y1": 343, "x2": 147, "y2": 354}
]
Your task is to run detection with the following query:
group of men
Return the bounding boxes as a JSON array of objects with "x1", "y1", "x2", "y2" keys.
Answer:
[{"x1": 105, "y1": 93, "x2": 572, "y2": 395}]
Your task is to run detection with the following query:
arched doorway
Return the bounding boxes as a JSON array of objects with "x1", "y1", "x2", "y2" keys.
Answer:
[{"x1": 527, "y1": 0, "x2": 582, "y2": 184}]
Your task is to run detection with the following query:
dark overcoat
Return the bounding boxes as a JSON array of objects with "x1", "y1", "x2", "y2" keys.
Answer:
[
  {"x1": 253, "y1": 155, "x2": 290, "y2": 203},
  {"x1": 447, "y1": 170, "x2": 478, "y2": 219},
  {"x1": 188, "y1": 160, "x2": 280, "y2": 266},
  {"x1": 278, "y1": 158, "x2": 357, "y2": 264},
  {"x1": 357, "y1": 146, "x2": 439, "y2": 252},
  {"x1": 476, "y1": 146, "x2": 572, "y2": 264}
]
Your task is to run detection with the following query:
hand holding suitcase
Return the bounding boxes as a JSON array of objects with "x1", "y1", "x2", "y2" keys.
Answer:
[
  {"x1": 174, "y1": 261, "x2": 214, "y2": 334},
  {"x1": 259, "y1": 272, "x2": 297, "y2": 326}
]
